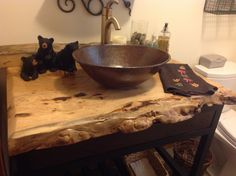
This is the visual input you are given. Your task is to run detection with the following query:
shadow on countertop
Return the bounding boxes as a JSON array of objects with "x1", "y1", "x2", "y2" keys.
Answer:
[{"x1": 53, "y1": 68, "x2": 156, "y2": 100}]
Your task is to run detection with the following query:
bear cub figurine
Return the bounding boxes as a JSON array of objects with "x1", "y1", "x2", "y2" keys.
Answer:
[
  {"x1": 54, "y1": 41, "x2": 79, "y2": 73},
  {"x1": 20, "y1": 56, "x2": 38, "y2": 81},
  {"x1": 35, "y1": 35, "x2": 56, "y2": 73}
]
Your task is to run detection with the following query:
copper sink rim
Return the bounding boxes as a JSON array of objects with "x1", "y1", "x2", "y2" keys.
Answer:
[{"x1": 73, "y1": 44, "x2": 171, "y2": 69}]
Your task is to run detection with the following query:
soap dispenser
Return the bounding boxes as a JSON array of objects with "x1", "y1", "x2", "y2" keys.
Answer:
[{"x1": 158, "y1": 23, "x2": 170, "y2": 53}]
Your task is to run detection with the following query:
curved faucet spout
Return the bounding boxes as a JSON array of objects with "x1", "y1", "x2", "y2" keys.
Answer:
[
  {"x1": 106, "y1": 0, "x2": 119, "y2": 9},
  {"x1": 106, "y1": 16, "x2": 121, "y2": 30},
  {"x1": 103, "y1": 16, "x2": 121, "y2": 44},
  {"x1": 101, "y1": 0, "x2": 121, "y2": 44}
]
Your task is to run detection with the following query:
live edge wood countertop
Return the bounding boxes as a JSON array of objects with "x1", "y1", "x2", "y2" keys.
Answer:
[{"x1": 1, "y1": 44, "x2": 236, "y2": 156}]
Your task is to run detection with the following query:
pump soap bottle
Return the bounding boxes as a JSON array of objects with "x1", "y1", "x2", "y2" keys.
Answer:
[{"x1": 158, "y1": 23, "x2": 170, "y2": 53}]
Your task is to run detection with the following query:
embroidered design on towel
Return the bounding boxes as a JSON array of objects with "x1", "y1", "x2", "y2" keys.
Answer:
[
  {"x1": 160, "y1": 63, "x2": 218, "y2": 96},
  {"x1": 173, "y1": 79, "x2": 180, "y2": 83},
  {"x1": 191, "y1": 83, "x2": 199, "y2": 88},
  {"x1": 175, "y1": 66, "x2": 199, "y2": 88}
]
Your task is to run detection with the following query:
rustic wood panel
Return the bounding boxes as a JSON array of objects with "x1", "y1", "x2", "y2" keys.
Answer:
[
  {"x1": 1, "y1": 44, "x2": 236, "y2": 157},
  {"x1": 7, "y1": 66, "x2": 236, "y2": 156}
]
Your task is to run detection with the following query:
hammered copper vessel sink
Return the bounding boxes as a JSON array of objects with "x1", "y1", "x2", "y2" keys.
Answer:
[{"x1": 73, "y1": 45, "x2": 170, "y2": 88}]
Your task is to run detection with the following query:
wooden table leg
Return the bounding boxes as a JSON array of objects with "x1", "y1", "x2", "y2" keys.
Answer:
[
  {"x1": 156, "y1": 105, "x2": 223, "y2": 176},
  {"x1": 0, "y1": 68, "x2": 10, "y2": 176},
  {"x1": 190, "y1": 105, "x2": 223, "y2": 176}
]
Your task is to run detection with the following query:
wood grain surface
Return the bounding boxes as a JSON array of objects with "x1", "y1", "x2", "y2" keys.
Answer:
[{"x1": 1, "y1": 44, "x2": 236, "y2": 156}]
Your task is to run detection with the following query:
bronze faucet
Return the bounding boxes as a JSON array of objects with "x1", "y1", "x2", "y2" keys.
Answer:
[{"x1": 101, "y1": 0, "x2": 121, "y2": 44}]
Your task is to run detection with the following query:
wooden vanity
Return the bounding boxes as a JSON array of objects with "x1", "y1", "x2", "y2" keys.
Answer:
[{"x1": 1, "y1": 44, "x2": 236, "y2": 176}]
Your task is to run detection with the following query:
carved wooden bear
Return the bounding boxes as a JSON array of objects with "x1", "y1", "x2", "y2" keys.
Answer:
[
  {"x1": 35, "y1": 35, "x2": 56, "y2": 73},
  {"x1": 20, "y1": 56, "x2": 38, "y2": 81},
  {"x1": 54, "y1": 41, "x2": 79, "y2": 73}
]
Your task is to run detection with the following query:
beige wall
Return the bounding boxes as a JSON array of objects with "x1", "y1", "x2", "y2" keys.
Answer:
[{"x1": 0, "y1": 0, "x2": 236, "y2": 65}]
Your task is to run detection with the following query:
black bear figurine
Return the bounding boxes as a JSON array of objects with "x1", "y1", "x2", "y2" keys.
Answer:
[
  {"x1": 54, "y1": 41, "x2": 79, "y2": 73},
  {"x1": 35, "y1": 35, "x2": 56, "y2": 74},
  {"x1": 20, "y1": 56, "x2": 39, "y2": 81}
]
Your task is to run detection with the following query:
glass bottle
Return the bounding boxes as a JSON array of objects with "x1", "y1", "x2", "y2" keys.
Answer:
[{"x1": 158, "y1": 23, "x2": 170, "y2": 53}]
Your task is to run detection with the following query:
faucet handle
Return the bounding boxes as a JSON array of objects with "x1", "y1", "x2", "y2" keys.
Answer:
[{"x1": 106, "y1": 0, "x2": 119, "y2": 9}]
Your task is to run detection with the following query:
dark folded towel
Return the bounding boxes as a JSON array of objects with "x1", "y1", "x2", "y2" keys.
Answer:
[{"x1": 159, "y1": 64, "x2": 218, "y2": 96}]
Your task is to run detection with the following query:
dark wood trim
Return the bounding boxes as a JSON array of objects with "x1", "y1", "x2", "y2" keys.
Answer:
[
  {"x1": 156, "y1": 146, "x2": 188, "y2": 176},
  {"x1": 157, "y1": 105, "x2": 223, "y2": 176},
  {"x1": 0, "y1": 68, "x2": 10, "y2": 176},
  {"x1": 190, "y1": 105, "x2": 223, "y2": 176}
]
